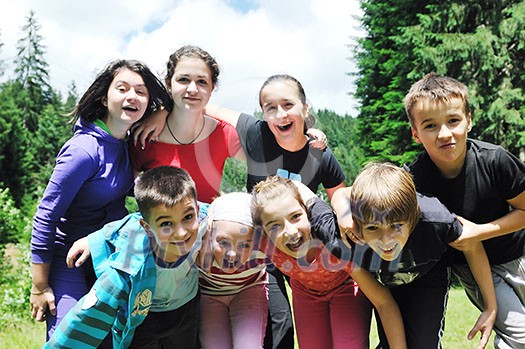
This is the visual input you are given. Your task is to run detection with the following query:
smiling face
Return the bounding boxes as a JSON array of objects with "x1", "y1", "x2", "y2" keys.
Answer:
[
  {"x1": 141, "y1": 196, "x2": 199, "y2": 263},
  {"x1": 259, "y1": 80, "x2": 308, "y2": 148},
  {"x1": 211, "y1": 221, "x2": 254, "y2": 273},
  {"x1": 259, "y1": 195, "x2": 311, "y2": 259},
  {"x1": 103, "y1": 68, "x2": 149, "y2": 133},
  {"x1": 411, "y1": 97, "x2": 472, "y2": 178},
  {"x1": 359, "y1": 220, "x2": 411, "y2": 261},
  {"x1": 167, "y1": 57, "x2": 214, "y2": 112}
]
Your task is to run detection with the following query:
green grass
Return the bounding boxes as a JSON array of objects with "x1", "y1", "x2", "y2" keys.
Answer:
[
  {"x1": 0, "y1": 320, "x2": 45, "y2": 348},
  {"x1": 1, "y1": 288, "x2": 494, "y2": 348}
]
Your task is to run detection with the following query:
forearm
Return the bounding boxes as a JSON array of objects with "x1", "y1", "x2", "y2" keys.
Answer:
[
  {"x1": 463, "y1": 243, "x2": 497, "y2": 312},
  {"x1": 205, "y1": 104, "x2": 241, "y2": 127},
  {"x1": 474, "y1": 209, "x2": 525, "y2": 241},
  {"x1": 31, "y1": 262, "x2": 51, "y2": 291}
]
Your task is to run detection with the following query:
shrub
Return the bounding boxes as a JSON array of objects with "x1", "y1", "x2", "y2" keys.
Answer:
[
  {"x1": 0, "y1": 188, "x2": 31, "y2": 244},
  {"x1": 0, "y1": 243, "x2": 32, "y2": 329}
]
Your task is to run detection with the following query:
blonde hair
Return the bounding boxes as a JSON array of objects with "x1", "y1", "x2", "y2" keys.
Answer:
[
  {"x1": 404, "y1": 72, "x2": 470, "y2": 127},
  {"x1": 350, "y1": 162, "x2": 420, "y2": 234},
  {"x1": 251, "y1": 176, "x2": 307, "y2": 228}
]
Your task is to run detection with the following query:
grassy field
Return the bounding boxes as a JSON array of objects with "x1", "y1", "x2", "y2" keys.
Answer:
[{"x1": 0, "y1": 287, "x2": 494, "y2": 348}]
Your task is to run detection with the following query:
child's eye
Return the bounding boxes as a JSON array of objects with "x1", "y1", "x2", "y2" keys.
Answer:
[
  {"x1": 177, "y1": 77, "x2": 189, "y2": 83},
  {"x1": 197, "y1": 79, "x2": 208, "y2": 85},
  {"x1": 448, "y1": 118, "x2": 461, "y2": 124},
  {"x1": 159, "y1": 221, "x2": 173, "y2": 227},
  {"x1": 391, "y1": 223, "x2": 404, "y2": 230},
  {"x1": 423, "y1": 123, "x2": 436, "y2": 130},
  {"x1": 291, "y1": 213, "x2": 302, "y2": 221},
  {"x1": 183, "y1": 213, "x2": 195, "y2": 222},
  {"x1": 218, "y1": 239, "x2": 230, "y2": 248},
  {"x1": 269, "y1": 224, "x2": 281, "y2": 234},
  {"x1": 365, "y1": 225, "x2": 378, "y2": 232},
  {"x1": 239, "y1": 242, "x2": 251, "y2": 249}
]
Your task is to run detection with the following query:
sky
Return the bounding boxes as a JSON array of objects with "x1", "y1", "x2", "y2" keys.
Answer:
[{"x1": 0, "y1": 0, "x2": 364, "y2": 116}]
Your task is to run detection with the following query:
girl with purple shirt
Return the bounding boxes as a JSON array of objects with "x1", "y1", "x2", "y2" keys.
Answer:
[{"x1": 29, "y1": 59, "x2": 172, "y2": 340}]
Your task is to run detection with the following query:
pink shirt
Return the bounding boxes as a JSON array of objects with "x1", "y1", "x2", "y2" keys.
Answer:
[{"x1": 131, "y1": 120, "x2": 240, "y2": 203}]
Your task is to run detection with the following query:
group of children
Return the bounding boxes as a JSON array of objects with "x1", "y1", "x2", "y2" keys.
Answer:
[{"x1": 34, "y1": 66, "x2": 524, "y2": 349}]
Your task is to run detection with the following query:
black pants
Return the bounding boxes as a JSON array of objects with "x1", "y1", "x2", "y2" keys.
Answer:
[
  {"x1": 263, "y1": 266, "x2": 295, "y2": 349},
  {"x1": 376, "y1": 262, "x2": 450, "y2": 349},
  {"x1": 130, "y1": 292, "x2": 200, "y2": 349}
]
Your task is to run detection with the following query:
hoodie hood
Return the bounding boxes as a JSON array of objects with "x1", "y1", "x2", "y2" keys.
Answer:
[{"x1": 74, "y1": 117, "x2": 125, "y2": 144}]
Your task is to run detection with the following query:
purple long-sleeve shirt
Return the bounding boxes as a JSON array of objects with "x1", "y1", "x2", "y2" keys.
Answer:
[{"x1": 31, "y1": 118, "x2": 134, "y2": 263}]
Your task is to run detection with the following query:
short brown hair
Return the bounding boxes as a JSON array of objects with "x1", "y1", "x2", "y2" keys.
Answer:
[
  {"x1": 404, "y1": 72, "x2": 470, "y2": 127},
  {"x1": 251, "y1": 176, "x2": 307, "y2": 228},
  {"x1": 134, "y1": 166, "x2": 197, "y2": 222},
  {"x1": 350, "y1": 162, "x2": 420, "y2": 235}
]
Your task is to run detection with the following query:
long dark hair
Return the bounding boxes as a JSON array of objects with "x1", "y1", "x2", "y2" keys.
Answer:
[{"x1": 73, "y1": 59, "x2": 173, "y2": 123}]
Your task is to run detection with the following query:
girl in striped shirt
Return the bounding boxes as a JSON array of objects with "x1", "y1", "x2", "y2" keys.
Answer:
[{"x1": 198, "y1": 192, "x2": 268, "y2": 349}]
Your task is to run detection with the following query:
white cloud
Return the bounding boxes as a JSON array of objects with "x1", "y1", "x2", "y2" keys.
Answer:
[{"x1": 0, "y1": 0, "x2": 364, "y2": 116}]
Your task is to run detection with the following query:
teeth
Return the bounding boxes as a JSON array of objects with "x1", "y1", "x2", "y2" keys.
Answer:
[{"x1": 277, "y1": 122, "x2": 292, "y2": 130}]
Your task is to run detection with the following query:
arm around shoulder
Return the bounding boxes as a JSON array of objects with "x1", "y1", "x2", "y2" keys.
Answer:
[{"x1": 205, "y1": 104, "x2": 242, "y2": 127}]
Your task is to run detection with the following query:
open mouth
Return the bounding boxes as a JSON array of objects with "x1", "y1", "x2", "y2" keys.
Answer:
[
  {"x1": 221, "y1": 258, "x2": 240, "y2": 270},
  {"x1": 379, "y1": 243, "x2": 397, "y2": 253},
  {"x1": 170, "y1": 236, "x2": 192, "y2": 247},
  {"x1": 122, "y1": 105, "x2": 138, "y2": 112},
  {"x1": 276, "y1": 122, "x2": 293, "y2": 131},
  {"x1": 286, "y1": 237, "x2": 305, "y2": 252}
]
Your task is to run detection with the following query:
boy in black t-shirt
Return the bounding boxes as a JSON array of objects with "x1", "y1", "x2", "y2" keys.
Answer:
[
  {"x1": 404, "y1": 73, "x2": 525, "y2": 349},
  {"x1": 331, "y1": 162, "x2": 496, "y2": 349}
]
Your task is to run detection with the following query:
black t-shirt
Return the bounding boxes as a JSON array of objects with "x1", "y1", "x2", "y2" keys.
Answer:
[
  {"x1": 236, "y1": 113, "x2": 345, "y2": 193},
  {"x1": 407, "y1": 139, "x2": 525, "y2": 265},
  {"x1": 313, "y1": 194, "x2": 461, "y2": 286}
]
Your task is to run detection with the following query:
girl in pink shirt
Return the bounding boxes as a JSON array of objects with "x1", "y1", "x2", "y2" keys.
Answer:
[{"x1": 251, "y1": 176, "x2": 407, "y2": 349}]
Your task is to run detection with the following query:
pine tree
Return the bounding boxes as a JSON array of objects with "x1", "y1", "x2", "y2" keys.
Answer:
[{"x1": 14, "y1": 10, "x2": 54, "y2": 131}]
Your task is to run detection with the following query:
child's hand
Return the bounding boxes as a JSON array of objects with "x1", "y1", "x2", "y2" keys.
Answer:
[
  {"x1": 132, "y1": 107, "x2": 168, "y2": 149},
  {"x1": 449, "y1": 216, "x2": 483, "y2": 251},
  {"x1": 67, "y1": 237, "x2": 91, "y2": 268},
  {"x1": 306, "y1": 128, "x2": 327, "y2": 150},
  {"x1": 467, "y1": 308, "x2": 496, "y2": 349},
  {"x1": 30, "y1": 286, "x2": 56, "y2": 322}
]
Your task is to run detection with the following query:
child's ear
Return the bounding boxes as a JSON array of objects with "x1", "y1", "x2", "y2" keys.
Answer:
[
  {"x1": 101, "y1": 97, "x2": 108, "y2": 107},
  {"x1": 466, "y1": 112, "x2": 472, "y2": 132},
  {"x1": 140, "y1": 219, "x2": 154, "y2": 237},
  {"x1": 411, "y1": 127, "x2": 422, "y2": 144}
]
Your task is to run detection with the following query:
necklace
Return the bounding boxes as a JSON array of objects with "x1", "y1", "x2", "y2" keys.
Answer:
[{"x1": 166, "y1": 117, "x2": 206, "y2": 145}]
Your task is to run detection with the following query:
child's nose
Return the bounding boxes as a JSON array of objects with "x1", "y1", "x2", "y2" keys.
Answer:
[
  {"x1": 437, "y1": 124, "x2": 452, "y2": 138},
  {"x1": 172, "y1": 225, "x2": 188, "y2": 239},
  {"x1": 226, "y1": 249, "x2": 236, "y2": 260},
  {"x1": 187, "y1": 81, "x2": 198, "y2": 93},
  {"x1": 276, "y1": 105, "x2": 287, "y2": 119}
]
